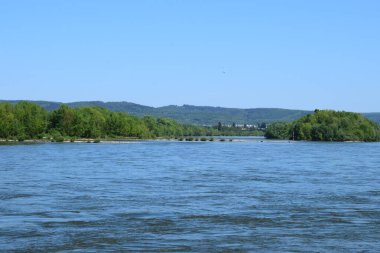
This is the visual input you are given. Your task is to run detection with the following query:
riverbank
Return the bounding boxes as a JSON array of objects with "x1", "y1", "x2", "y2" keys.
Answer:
[{"x1": 0, "y1": 136, "x2": 268, "y2": 144}]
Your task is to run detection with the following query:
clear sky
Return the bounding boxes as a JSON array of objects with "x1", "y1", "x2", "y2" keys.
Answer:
[{"x1": 0, "y1": 0, "x2": 379, "y2": 112}]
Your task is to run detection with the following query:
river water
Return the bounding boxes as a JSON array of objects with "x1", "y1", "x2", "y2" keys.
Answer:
[{"x1": 1, "y1": 139, "x2": 379, "y2": 252}]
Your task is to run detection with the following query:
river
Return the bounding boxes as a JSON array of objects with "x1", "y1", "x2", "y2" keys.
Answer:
[{"x1": 1, "y1": 139, "x2": 379, "y2": 252}]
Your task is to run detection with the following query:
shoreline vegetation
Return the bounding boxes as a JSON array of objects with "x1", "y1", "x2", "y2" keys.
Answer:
[
  {"x1": 1, "y1": 102, "x2": 379, "y2": 143},
  {"x1": 0, "y1": 102, "x2": 263, "y2": 142},
  {"x1": 265, "y1": 110, "x2": 380, "y2": 142},
  {"x1": 2, "y1": 100, "x2": 380, "y2": 125}
]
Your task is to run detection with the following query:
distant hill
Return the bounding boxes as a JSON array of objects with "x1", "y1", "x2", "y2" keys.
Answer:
[
  {"x1": 145, "y1": 105, "x2": 312, "y2": 125},
  {"x1": 1, "y1": 100, "x2": 379, "y2": 125},
  {"x1": 362, "y1": 113, "x2": 380, "y2": 125}
]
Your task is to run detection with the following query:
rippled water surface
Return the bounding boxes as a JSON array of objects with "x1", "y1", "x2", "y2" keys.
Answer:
[{"x1": 1, "y1": 139, "x2": 380, "y2": 252}]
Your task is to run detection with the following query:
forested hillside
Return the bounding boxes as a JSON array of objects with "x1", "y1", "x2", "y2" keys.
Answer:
[
  {"x1": 0, "y1": 102, "x2": 213, "y2": 141},
  {"x1": 1, "y1": 100, "x2": 379, "y2": 125},
  {"x1": 0, "y1": 100, "x2": 312, "y2": 125},
  {"x1": 0, "y1": 102, "x2": 263, "y2": 141}
]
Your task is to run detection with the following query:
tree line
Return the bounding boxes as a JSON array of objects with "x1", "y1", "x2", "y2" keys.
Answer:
[
  {"x1": 0, "y1": 102, "x2": 266, "y2": 141},
  {"x1": 0, "y1": 102, "x2": 219, "y2": 141},
  {"x1": 265, "y1": 110, "x2": 380, "y2": 142}
]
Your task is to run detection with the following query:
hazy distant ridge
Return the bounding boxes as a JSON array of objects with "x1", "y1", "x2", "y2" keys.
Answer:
[{"x1": 1, "y1": 100, "x2": 379, "y2": 125}]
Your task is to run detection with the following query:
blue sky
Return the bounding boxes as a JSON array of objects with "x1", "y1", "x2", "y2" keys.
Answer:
[{"x1": 0, "y1": 0, "x2": 379, "y2": 112}]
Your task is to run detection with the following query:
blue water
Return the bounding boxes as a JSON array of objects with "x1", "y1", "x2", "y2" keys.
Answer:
[{"x1": 1, "y1": 140, "x2": 380, "y2": 252}]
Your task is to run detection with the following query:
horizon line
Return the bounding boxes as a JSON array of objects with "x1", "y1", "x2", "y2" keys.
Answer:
[{"x1": 0, "y1": 99, "x2": 378, "y2": 114}]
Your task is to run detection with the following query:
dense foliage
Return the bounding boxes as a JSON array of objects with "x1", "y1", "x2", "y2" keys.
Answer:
[
  {"x1": 265, "y1": 110, "x2": 380, "y2": 142},
  {"x1": 0, "y1": 102, "x2": 221, "y2": 140},
  {"x1": 0, "y1": 102, "x2": 263, "y2": 141},
  {"x1": 3, "y1": 100, "x2": 380, "y2": 126},
  {"x1": 264, "y1": 122, "x2": 292, "y2": 140},
  {"x1": 0, "y1": 100, "x2": 313, "y2": 125}
]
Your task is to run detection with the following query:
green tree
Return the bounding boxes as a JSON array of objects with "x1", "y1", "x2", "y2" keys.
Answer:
[
  {"x1": 0, "y1": 103, "x2": 17, "y2": 138},
  {"x1": 291, "y1": 110, "x2": 380, "y2": 142},
  {"x1": 14, "y1": 102, "x2": 47, "y2": 138},
  {"x1": 265, "y1": 122, "x2": 291, "y2": 139}
]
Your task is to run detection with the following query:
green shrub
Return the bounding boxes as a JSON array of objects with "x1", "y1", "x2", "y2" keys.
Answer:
[
  {"x1": 265, "y1": 122, "x2": 291, "y2": 140},
  {"x1": 54, "y1": 135, "x2": 65, "y2": 142},
  {"x1": 17, "y1": 134, "x2": 27, "y2": 142}
]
